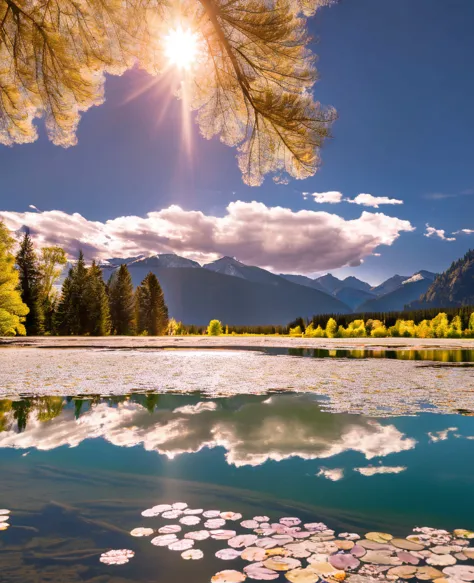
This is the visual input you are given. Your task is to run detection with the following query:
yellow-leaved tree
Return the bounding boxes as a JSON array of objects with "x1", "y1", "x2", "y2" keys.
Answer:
[
  {"x1": 0, "y1": 0, "x2": 336, "y2": 185},
  {"x1": 0, "y1": 221, "x2": 29, "y2": 335}
]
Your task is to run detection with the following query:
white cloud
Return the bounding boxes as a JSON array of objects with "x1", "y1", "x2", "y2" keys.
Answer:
[
  {"x1": 424, "y1": 224, "x2": 456, "y2": 242},
  {"x1": 0, "y1": 201, "x2": 414, "y2": 274},
  {"x1": 317, "y1": 468, "x2": 344, "y2": 481},
  {"x1": 303, "y1": 191, "x2": 344, "y2": 204},
  {"x1": 347, "y1": 194, "x2": 404, "y2": 208},
  {"x1": 453, "y1": 229, "x2": 474, "y2": 235},
  {"x1": 427, "y1": 427, "x2": 458, "y2": 443},
  {"x1": 355, "y1": 465, "x2": 406, "y2": 476}
]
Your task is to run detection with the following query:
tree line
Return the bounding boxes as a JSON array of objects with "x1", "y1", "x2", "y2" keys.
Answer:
[{"x1": 0, "y1": 226, "x2": 169, "y2": 336}]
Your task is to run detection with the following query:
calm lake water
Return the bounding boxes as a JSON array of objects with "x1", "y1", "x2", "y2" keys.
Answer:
[{"x1": 1, "y1": 349, "x2": 474, "y2": 582}]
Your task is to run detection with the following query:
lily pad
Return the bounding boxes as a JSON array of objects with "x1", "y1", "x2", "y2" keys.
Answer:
[
  {"x1": 365, "y1": 533, "x2": 393, "y2": 544},
  {"x1": 285, "y1": 567, "x2": 320, "y2": 583},
  {"x1": 221, "y1": 512, "x2": 243, "y2": 521},
  {"x1": 426, "y1": 554, "x2": 456, "y2": 566},
  {"x1": 100, "y1": 549, "x2": 134, "y2": 565},
  {"x1": 263, "y1": 557, "x2": 302, "y2": 571},
  {"x1": 229, "y1": 535, "x2": 258, "y2": 548},
  {"x1": 306, "y1": 561, "x2": 344, "y2": 578},
  {"x1": 280, "y1": 518, "x2": 302, "y2": 527},
  {"x1": 130, "y1": 527, "x2": 154, "y2": 537},
  {"x1": 244, "y1": 562, "x2": 279, "y2": 580},
  {"x1": 335, "y1": 540, "x2": 355, "y2": 551},
  {"x1": 256, "y1": 538, "x2": 279, "y2": 549},
  {"x1": 360, "y1": 550, "x2": 402, "y2": 566},
  {"x1": 206, "y1": 519, "x2": 227, "y2": 529},
  {"x1": 350, "y1": 545, "x2": 367, "y2": 558},
  {"x1": 359, "y1": 540, "x2": 393, "y2": 551},
  {"x1": 211, "y1": 570, "x2": 247, "y2": 583},
  {"x1": 152, "y1": 504, "x2": 172, "y2": 513},
  {"x1": 211, "y1": 529, "x2": 237, "y2": 540},
  {"x1": 242, "y1": 548, "x2": 267, "y2": 562},
  {"x1": 339, "y1": 533, "x2": 360, "y2": 541},
  {"x1": 242, "y1": 520, "x2": 260, "y2": 529},
  {"x1": 0, "y1": 523, "x2": 9, "y2": 531},
  {"x1": 397, "y1": 551, "x2": 420, "y2": 565},
  {"x1": 265, "y1": 548, "x2": 290, "y2": 557},
  {"x1": 182, "y1": 549, "x2": 204, "y2": 560},
  {"x1": 453, "y1": 530, "x2": 474, "y2": 539},
  {"x1": 162, "y1": 510, "x2": 183, "y2": 519},
  {"x1": 159, "y1": 524, "x2": 181, "y2": 534},
  {"x1": 172, "y1": 502, "x2": 188, "y2": 510},
  {"x1": 416, "y1": 566, "x2": 444, "y2": 580},
  {"x1": 391, "y1": 538, "x2": 425, "y2": 551},
  {"x1": 386, "y1": 566, "x2": 418, "y2": 579},
  {"x1": 184, "y1": 508, "x2": 203, "y2": 515},
  {"x1": 151, "y1": 534, "x2": 178, "y2": 546},
  {"x1": 272, "y1": 535, "x2": 294, "y2": 545},
  {"x1": 463, "y1": 549, "x2": 474, "y2": 560},
  {"x1": 217, "y1": 549, "x2": 243, "y2": 560},
  {"x1": 443, "y1": 566, "x2": 474, "y2": 582},
  {"x1": 305, "y1": 523, "x2": 328, "y2": 532},
  {"x1": 185, "y1": 530, "x2": 210, "y2": 541},
  {"x1": 254, "y1": 516, "x2": 270, "y2": 523},
  {"x1": 330, "y1": 554, "x2": 360, "y2": 570},
  {"x1": 204, "y1": 510, "x2": 221, "y2": 518},
  {"x1": 180, "y1": 516, "x2": 201, "y2": 526},
  {"x1": 284, "y1": 543, "x2": 312, "y2": 558},
  {"x1": 169, "y1": 539, "x2": 194, "y2": 551}
]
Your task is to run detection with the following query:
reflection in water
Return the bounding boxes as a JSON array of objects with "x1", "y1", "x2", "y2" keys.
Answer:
[
  {"x1": 0, "y1": 394, "x2": 416, "y2": 465},
  {"x1": 284, "y1": 347, "x2": 474, "y2": 362}
]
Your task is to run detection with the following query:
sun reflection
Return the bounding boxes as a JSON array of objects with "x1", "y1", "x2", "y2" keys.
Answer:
[{"x1": 164, "y1": 26, "x2": 199, "y2": 70}]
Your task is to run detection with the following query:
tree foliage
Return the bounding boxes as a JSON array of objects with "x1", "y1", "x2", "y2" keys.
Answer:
[
  {"x1": 85, "y1": 261, "x2": 111, "y2": 336},
  {"x1": 207, "y1": 318, "x2": 223, "y2": 335},
  {"x1": 108, "y1": 264, "x2": 135, "y2": 335},
  {"x1": 0, "y1": 221, "x2": 29, "y2": 336},
  {"x1": 135, "y1": 272, "x2": 169, "y2": 335},
  {"x1": 0, "y1": 0, "x2": 336, "y2": 185},
  {"x1": 16, "y1": 232, "x2": 44, "y2": 335}
]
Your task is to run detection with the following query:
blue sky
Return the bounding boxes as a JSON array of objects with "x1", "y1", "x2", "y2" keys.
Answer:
[{"x1": 1, "y1": 0, "x2": 473, "y2": 284}]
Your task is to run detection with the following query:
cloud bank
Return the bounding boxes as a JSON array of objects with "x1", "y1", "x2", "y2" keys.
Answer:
[
  {"x1": 347, "y1": 194, "x2": 403, "y2": 208},
  {"x1": 424, "y1": 224, "x2": 456, "y2": 242},
  {"x1": 0, "y1": 201, "x2": 414, "y2": 273}
]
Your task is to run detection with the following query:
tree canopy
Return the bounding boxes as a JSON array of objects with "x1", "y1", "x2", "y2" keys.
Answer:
[{"x1": 0, "y1": 0, "x2": 336, "y2": 185}]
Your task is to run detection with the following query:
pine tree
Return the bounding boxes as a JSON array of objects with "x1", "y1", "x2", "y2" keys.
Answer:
[
  {"x1": 108, "y1": 264, "x2": 135, "y2": 335},
  {"x1": 135, "y1": 272, "x2": 169, "y2": 336},
  {"x1": 84, "y1": 262, "x2": 111, "y2": 336},
  {"x1": 54, "y1": 268, "x2": 74, "y2": 335},
  {"x1": 16, "y1": 232, "x2": 44, "y2": 335},
  {"x1": 68, "y1": 251, "x2": 89, "y2": 335},
  {"x1": 0, "y1": 222, "x2": 29, "y2": 336}
]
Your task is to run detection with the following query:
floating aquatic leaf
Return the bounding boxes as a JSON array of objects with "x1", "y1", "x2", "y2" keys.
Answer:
[
  {"x1": 283, "y1": 543, "x2": 311, "y2": 558},
  {"x1": 350, "y1": 545, "x2": 367, "y2": 558},
  {"x1": 330, "y1": 554, "x2": 360, "y2": 570},
  {"x1": 180, "y1": 516, "x2": 201, "y2": 526},
  {"x1": 211, "y1": 530, "x2": 237, "y2": 540},
  {"x1": 335, "y1": 540, "x2": 355, "y2": 551},
  {"x1": 169, "y1": 539, "x2": 194, "y2": 551},
  {"x1": 211, "y1": 569, "x2": 247, "y2": 582},
  {"x1": 254, "y1": 516, "x2": 270, "y2": 523},
  {"x1": 265, "y1": 547, "x2": 290, "y2": 558},
  {"x1": 307, "y1": 553, "x2": 331, "y2": 564},
  {"x1": 204, "y1": 511, "x2": 221, "y2": 518},
  {"x1": 306, "y1": 561, "x2": 344, "y2": 578},
  {"x1": 159, "y1": 525, "x2": 182, "y2": 534},
  {"x1": 242, "y1": 548, "x2": 268, "y2": 562},
  {"x1": 162, "y1": 510, "x2": 183, "y2": 519},
  {"x1": 221, "y1": 512, "x2": 243, "y2": 521},
  {"x1": 172, "y1": 502, "x2": 188, "y2": 510},
  {"x1": 365, "y1": 533, "x2": 393, "y2": 544},
  {"x1": 292, "y1": 531, "x2": 312, "y2": 539},
  {"x1": 305, "y1": 523, "x2": 328, "y2": 532},
  {"x1": 206, "y1": 519, "x2": 227, "y2": 529},
  {"x1": 386, "y1": 566, "x2": 418, "y2": 579},
  {"x1": 142, "y1": 508, "x2": 160, "y2": 517},
  {"x1": 443, "y1": 566, "x2": 474, "y2": 581},
  {"x1": 272, "y1": 535, "x2": 294, "y2": 545},
  {"x1": 152, "y1": 504, "x2": 172, "y2": 513},
  {"x1": 455, "y1": 553, "x2": 469, "y2": 561},
  {"x1": 430, "y1": 545, "x2": 462, "y2": 555},
  {"x1": 0, "y1": 522, "x2": 9, "y2": 530},
  {"x1": 255, "y1": 529, "x2": 277, "y2": 537},
  {"x1": 244, "y1": 562, "x2": 279, "y2": 580},
  {"x1": 130, "y1": 527, "x2": 154, "y2": 537},
  {"x1": 185, "y1": 530, "x2": 211, "y2": 541},
  {"x1": 360, "y1": 551, "x2": 402, "y2": 566},
  {"x1": 184, "y1": 508, "x2": 204, "y2": 515},
  {"x1": 229, "y1": 535, "x2": 258, "y2": 549},
  {"x1": 426, "y1": 554, "x2": 456, "y2": 566},
  {"x1": 263, "y1": 556, "x2": 302, "y2": 571},
  {"x1": 414, "y1": 566, "x2": 443, "y2": 580},
  {"x1": 151, "y1": 534, "x2": 178, "y2": 546},
  {"x1": 182, "y1": 549, "x2": 204, "y2": 560},
  {"x1": 280, "y1": 518, "x2": 302, "y2": 527},
  {"x1": 339, "y1": 533, "x2": 361, "y2": 541},
  {"x1": 359, "y1": 540, "x2": 393, "y2": 551},
  {"x1": 453, "y1": 530, "x2": 474, "y2": 539},
  {"x1": 100, "y1": 549, "x2": 135, "y2": 565},
  {"x1": 285, "y1": 567, "x2": 320, "y2": 583},
  {"x1": 391, "y1": 539, "x2": 425, "y2": 551},
  {"x1": 463, "y1": 549, "x2": 474, "y2": 559},
  {"x1": 256, "y1": 538, "x2": 279, "y2": 549},
  {"x1": 242, "y1": 520, "x2": 260, "y2": 529},
  {"x1": 0, "y1": 510, "x2": 10, "y2": 515},
  {"x1": 397, "y1": 551, "x2": 420, "y2": 565},
  {"x1": 217, "y1": 549, "x2": 242, "y2": 560}
]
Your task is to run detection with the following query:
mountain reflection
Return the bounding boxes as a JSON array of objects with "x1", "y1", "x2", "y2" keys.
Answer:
[{"x1": 0, "y1": 394, "x2": 416, "y2": 465}]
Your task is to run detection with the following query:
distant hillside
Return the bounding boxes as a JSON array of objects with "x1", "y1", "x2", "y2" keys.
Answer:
[
  {"x1": 334, "y1": 287, "x2": 376, "y2": 311},
  {"x1": 358, "y1": 271, "x2": 437, "y2": 312},
  {"x1": 370, "y1": 274, "x2": 409, "y2": 296},
  {"x1": 414, "y1": 249, "x2": 474, "y2": 307},
  {"x1": 102, "y1": 254, "x2": 350, "y2": 325},
  {"x1": 279, "y1": 273, "x2": 326, "y2": 292}
]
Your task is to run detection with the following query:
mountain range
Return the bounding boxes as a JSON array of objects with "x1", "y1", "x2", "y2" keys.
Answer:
[{"x1": 94, "y1": 253, "x2": 446, "y2": 325}]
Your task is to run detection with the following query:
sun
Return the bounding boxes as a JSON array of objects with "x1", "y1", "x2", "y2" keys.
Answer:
[{"x1": 164, "y1": 26, "x2": 199, "y2": 70}]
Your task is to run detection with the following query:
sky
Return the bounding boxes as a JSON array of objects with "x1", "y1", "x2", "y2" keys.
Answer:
[{"x1": 1, "y1": 0, "x2": 473, "y2": 284}]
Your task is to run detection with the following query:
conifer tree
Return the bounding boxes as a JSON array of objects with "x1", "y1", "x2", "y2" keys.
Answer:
[
  {"x1": 135, "y1": 272, "x2": 169, "y2": 335},
  {"x1": 85, "y1": 261, "x2": 111, "y2": 336},
  {"x1": 54, "y1": 268, "x2": 74, "y2": 334},
  {"x1": 108, "y1": 264, "x2": 135, "y2": 335},
  {"x1": 16, "y1": 232, "x2": 44, "y2": 335},
  {"x1": 68, "y1": 251, "x2": 89, "y2": 335},
  {"x1": 0, "y1": 221, "x2": 29, "y2": 336},
  {"x1": 38, "y1": 246, "x2": 67, "y2": 333}
]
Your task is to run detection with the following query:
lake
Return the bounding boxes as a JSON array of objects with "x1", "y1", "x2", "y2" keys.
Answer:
[{"x1": 1, "y1": 345, "x2": 474, "y2": 582}]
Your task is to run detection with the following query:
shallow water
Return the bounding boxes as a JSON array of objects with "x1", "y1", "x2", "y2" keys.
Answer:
[{"x1": 1, "y1": 390, "x2": 474, "y2": 582}]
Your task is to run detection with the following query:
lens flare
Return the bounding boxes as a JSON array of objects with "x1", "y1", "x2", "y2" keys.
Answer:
[{"x1": 164, "y1": 26, "x2": 199, "y2": 70}]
